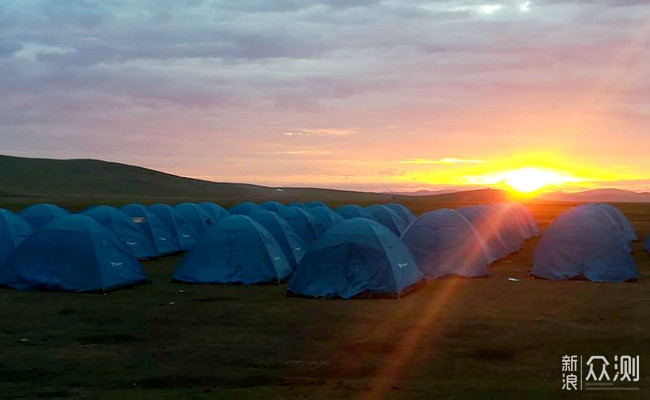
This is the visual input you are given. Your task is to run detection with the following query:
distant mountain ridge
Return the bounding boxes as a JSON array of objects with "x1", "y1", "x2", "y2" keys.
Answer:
[
  {"x1": 386, "y1": 189, "x2": 468, "y2": 196},
  {"x1": 539, "y1": 188, "x2": 650, "y2": 203},
  {"x1": 392, "y1": 187, "x2": 650, "y2": 203}
]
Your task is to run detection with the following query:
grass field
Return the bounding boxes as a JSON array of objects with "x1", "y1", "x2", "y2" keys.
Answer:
[{"x1": 0, "y1": 201, "x2": 648, "y2": 399}]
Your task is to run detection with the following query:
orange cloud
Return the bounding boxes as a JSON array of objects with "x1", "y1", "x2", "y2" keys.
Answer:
[
  {"x1": 284, "y1": 129, "x2": 354, "y2": 136},
  {"x1": 399, "y1": 158, "x2": 485, "y2": 165}
]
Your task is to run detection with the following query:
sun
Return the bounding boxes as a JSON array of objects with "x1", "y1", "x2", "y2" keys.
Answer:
[{"x1": 500, "y1": 167, "x2": 576, "y2": 194}]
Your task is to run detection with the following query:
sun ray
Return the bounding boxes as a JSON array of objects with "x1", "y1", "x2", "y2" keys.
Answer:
[{"x1": 362, "y1": 279, "x2": 462, "y2": 400}]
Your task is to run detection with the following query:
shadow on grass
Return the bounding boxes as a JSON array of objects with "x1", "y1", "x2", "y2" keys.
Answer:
[
  {"x1": 468, "y1": 347, "x2": 520, "y2": 361},
  {"x1": 76, "y1": 334, "x2": 141, "y2": 345},
  {"x1": 136, "y1": 374, "x2": 323, "y2": 389}
]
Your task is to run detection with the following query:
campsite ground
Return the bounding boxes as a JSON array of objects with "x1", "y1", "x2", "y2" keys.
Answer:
[{"x1": 0, "y1": 201, "x2": 648, "y2": 399}]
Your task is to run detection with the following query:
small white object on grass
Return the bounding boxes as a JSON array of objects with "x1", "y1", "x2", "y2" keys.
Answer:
[{"x1": 508, "y1": 277, "x2": 519, "y2": 282}]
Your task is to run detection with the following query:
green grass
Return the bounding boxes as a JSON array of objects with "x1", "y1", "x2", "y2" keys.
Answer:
[{"x1": 0, "y1": 202, "x2": 648, "y2": 399}]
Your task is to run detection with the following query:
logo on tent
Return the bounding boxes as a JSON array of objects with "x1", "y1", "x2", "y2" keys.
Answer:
[{"x1": 110, "y1": 262, "x2": 124, "y2": 267}]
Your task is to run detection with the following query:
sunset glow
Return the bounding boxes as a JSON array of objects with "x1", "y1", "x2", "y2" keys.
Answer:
[{"x1": 488, "y1": 168, "x2": 582, "y2": 194}]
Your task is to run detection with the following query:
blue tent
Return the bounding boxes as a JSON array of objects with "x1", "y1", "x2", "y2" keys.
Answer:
[
  {"x1": 497, "y1": 204, "x2": 535, "y2": 240},
  {"x1": 278, "y1": 207, "x2": 323, "y2": 244},
  {"x1": 0, "y1": 215, "x2": 148, "y2": 292},
  {"x1": 644, "y1": 235, "x2": 650, "y2": 252},
  {"x1": 563, "y1": 204, "x2": 632, "y2": 252},
  {"x1": 198, "y1": 202, "x2": 230, "y2": 222},
  {"x1": 385, "y1": 203, "x2": 416, "y2": 224},
  {"x1": 510, "y1": 203, "x2": 540, "y2": 237},
  {"x1": 456, "y1": 205, "x2": 511, "y2": 260},
  {"x1": 172, "y1": 215, "x2": 292, "y2": 285},
  {"x1": 306, "y1": 206, "x2": 345, "y2": 232},
  {"x1": 481, "y1": 204, "x2": 526, "y2": 253},
  {"x1": 367, "y1": 204, "x2": 408, "y2": 236},
  {"x1": 586, "y1": 203, "x2": 636, "y2": 242},
  {"x1": 229, "y1": 202, "x2": 263, "y2": 215},
  {"x1": 149, "y1": 204, "x2": 197, "y2": 251},
  {"x1": 287, "y1": 218, "x2": 422, "y2": 299},
  {"x1": 121, "y1": 204, "x2": 179, "y2": 255},
  {"x1": 249, "y1": 210, "x2": 307, "y2": 269},
  {"x1": 19, "y1": 204, "x2": 70, "y2": 229},
  {"x1": 532, "y1": 205, "x2": 638, "y2": 282},
  {"x1": 305, "y1": 201, "x2": 328, "y2": 208},
  {"x1": 336, "y1": 205, "x2": 375, "y2": 220},
  {"x1": 402, "y1": 209, "x2": 493, "y2": 279},
  {"x1": 175, "y1": 203, "x2": 215, "y2": 234},
  {"x1": 288, "y1": 202, "x2": 306, "y2": 208},
  {"x1": 0, "y1": 209, "x2": 33, "y2": 266},
  {"x1": 80, "y1": 206, "x2": 157, "y2": 259},
  {"x1": 259, "y1": 201, "x2": 286, "y2": 212}
]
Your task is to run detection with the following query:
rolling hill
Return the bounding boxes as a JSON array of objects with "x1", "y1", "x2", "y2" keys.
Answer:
[
  {"x1": 0, "y1": 154, "x2": 269, "y2": 200},
  {"x1": 0, "y1": 154, "x2": 515, "y2": 210},
  {"x1": 0, "y1": 154, "x2": 408, "y2": 207}
]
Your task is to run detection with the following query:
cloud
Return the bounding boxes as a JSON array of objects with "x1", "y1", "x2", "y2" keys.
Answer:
[
  {"x1": 284, "y1": 128, "x2": 355, "y2": 136},
  {"x1": 13, "y1": 42, "x2": 76, "y2": 61},
  {"x1": 284, "y1": 150, "x2": 334, "y2": 156},
  {"x1": 378, "y1": 168, "x2": 407, "y2": 176},
  {"x1": 399, "y1": 158, "x2": 486, "y2": 165},
  {"x1": 451, "y1": 4, "x2": 504, "y2": 14}
]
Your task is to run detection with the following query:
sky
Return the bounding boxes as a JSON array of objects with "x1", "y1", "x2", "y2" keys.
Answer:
[{"x1": 1, "y1": 0, "x2": 649, "y2": 193}]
